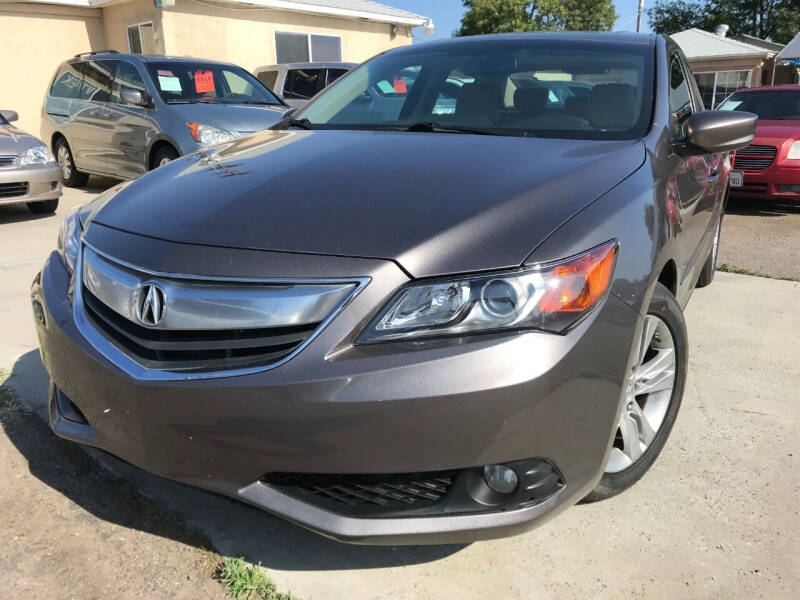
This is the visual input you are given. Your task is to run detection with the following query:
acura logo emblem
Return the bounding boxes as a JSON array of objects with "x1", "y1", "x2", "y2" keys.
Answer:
[{"x1": 134, "y1": 283, "x2": 166, "y2": 326}]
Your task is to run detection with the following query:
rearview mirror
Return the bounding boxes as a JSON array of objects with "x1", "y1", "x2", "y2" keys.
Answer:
[
  {"x1": 675, "y1": 110, "x2": 757, "y2": 156},
  {"x1": 1, "y1": 110, "x2": 19, "y2": 123},
  {"x1": 120, "y1": 87, "x2": 148, "y2": 107}
]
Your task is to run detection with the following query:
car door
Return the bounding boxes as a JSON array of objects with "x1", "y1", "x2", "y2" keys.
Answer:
[
  {"x1": 282, "y1": 68, "x2": 325, "y2": 108},
  {"x1": 666, "y1": 51, "x2": 719, "y2": 281},
  {"x1": 69, "y1": 60, "x2": 115, "y2": 174},
  {"x1": 106, "y1": 59, "x2": 156, "y2": 179}
]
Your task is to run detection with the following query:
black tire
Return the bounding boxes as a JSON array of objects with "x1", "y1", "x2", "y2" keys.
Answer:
[
  {"x1": 583, "y1": 282, "x2": 688, "y2": 503},
  {"x1": 151, "y1": 145, "x2": 179, "y2": 170},
  {"x1": 54, "y1": 138, "x2": 89, "y2": 188},
  {"x1": 696, "y1": 212, "x2": 722, "y2": 288},
  {"x1": 27, "y1": 199, "x2": 59, "y2": 214}
]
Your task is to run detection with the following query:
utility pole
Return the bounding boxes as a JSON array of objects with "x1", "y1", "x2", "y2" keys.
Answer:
[{"x1": 636, "y1": 0, "x2": 645, "y2": 32}]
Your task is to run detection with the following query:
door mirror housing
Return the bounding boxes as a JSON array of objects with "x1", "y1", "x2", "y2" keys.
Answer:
[
  {"x1": 0, "y1": 110, "x2": 19, "y2": 123},
  {"x1": 120, "y1": 87, "x2": 149, "y2": 107},
  {"x1": 674, "y1": 110, "x2": 757, "y2": 156}
]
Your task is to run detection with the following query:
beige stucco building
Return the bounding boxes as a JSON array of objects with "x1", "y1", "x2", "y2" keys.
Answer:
[{"x1": 0, "y1": 0, "x2": 432, "y2": 134}]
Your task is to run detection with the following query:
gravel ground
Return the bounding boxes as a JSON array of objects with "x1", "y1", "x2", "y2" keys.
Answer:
[{"x1": 720, "y1": 196, "x2": 800, "y2": 280}]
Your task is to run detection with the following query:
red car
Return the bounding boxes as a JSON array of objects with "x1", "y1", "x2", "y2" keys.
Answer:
[{"x1": 717, "y1": 85, "x2": 800, "y2": 200}]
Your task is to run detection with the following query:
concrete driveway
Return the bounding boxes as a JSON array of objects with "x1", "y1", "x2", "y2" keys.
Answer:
[{"x1": 1, "y1": 181, "x2": 799, "y2": 599}]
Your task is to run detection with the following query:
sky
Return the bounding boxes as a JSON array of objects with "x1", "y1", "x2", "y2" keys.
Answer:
[{"x1": 388, "y1": 0, "x2": 652, "y2": 42}]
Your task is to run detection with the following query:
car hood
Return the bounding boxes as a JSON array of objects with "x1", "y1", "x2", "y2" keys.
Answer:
[
  {"x1": 87, "y1": 129, "x2": 645, "y2": 278},
  {"x1": 754, "y1": 120, "x2": 800, "y2": 139},
  {"x1": 164, "y1": 102, "x2": 287, "y2": 134},
  {"x1": 0, "y1": 124, "x2": 46, "y2": 154}
]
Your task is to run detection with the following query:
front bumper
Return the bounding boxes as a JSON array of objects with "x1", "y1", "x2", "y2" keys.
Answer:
[
  {"x1": 33, "y1": 234, "x2": 642, "y2": 544},
  {"x1": 0, "y1": 162, "x2": 61, "y2": 206}
]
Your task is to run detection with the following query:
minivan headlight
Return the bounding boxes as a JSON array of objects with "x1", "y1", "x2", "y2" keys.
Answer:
[
  {"x1": 358, "y1": 241, "x2": 618, "y2": 343},
  {"x1": 21, "y1": 145, "x2": 55, "y2": 165},
  {"x1": 57, "y1": 209, "x2": 82, "y2": 273},
  {"x1": 187, "y1": 122, "x2": 236, "y2": 146},
  {"x1": 787, "y1": 140, "x2": 800, "y2": 160}
]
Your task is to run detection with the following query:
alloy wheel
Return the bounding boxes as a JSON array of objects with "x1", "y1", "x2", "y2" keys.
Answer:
[
  {"x1": 605, "y1": 314, "x2": 676, "y2": 473},
  {"x1": 158, "y1": 156, "x2": 172, "y2": 167},
  {"x1": 57, "y1": 145, "x2": 72, "y2": 179}
]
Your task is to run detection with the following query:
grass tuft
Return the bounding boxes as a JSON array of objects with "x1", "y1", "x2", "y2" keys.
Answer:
[
  {"x1": 216, "y1": 557, "x2": 296, "y2": 600},
  {"x1": 717, "y1": 264, "x2": 800, "y2": 282}
]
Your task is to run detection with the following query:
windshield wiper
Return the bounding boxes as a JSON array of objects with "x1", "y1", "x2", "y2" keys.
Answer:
[
  {"x1": 272, "y1": 117, "x2": 314, "y2": 130},
  {"x1": 165, "y1": 99, "x2": 218, "y2": 105},
  {"x1": 403, "y1": 122, "x2": 511, "y2": 136}
]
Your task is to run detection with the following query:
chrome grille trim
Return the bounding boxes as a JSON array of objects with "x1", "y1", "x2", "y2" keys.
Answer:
[
  {"x1": 73, "y1": 241, "x2": 370, "y2": 381},
  {"x1": 733, "y1": 145, "x2": 777, "y2": 172},
  {"x1": 0, "y1": 155, "x2": 17, "y2": 168}
]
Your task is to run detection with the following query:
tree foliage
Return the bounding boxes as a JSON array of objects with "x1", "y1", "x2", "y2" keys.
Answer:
[
  {"x1": 456, "y1": 0, "x2": 617, "y2": 36},
  {"x1": 647, "y1": 0, "x2": 800, "y2": 44}
]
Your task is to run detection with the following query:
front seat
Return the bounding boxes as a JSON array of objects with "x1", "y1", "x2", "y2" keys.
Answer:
[
  {"x1": 514, "y1": 87, "x2": 549, "y2": 118},
  {"x1": 455, "y1": 83, "x2": 498, "y2": 127},
  {"x1": 587, "y1": 83, "x2": 637, "y2": 130}
]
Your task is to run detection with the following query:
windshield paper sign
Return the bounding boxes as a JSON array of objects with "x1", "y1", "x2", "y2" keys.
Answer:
[{"x1": 194, "y1": 70, "x2": 215, "y2": 93}]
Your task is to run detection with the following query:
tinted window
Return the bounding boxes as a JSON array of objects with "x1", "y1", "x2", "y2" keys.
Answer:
[
  {"x1": 669, "y1": 56, "x2": 692, "y2": 137},
  {"x1": 78, "y1": 61, "x2": 113, "y2": 102},
  {"x1": 300, "y1": 40, "x2": 653, "y2": 140},
  {"x1": 718, "y1": 90, "x2": 800, "y2": 120},
  {"x1": 112, "y1": 60, "x2": 147, "y2": 104},
  {"x1": 50, "y1": 63, "x2": 83, "y2": 99},
  {"x1": 327, "y1": 68, "x2": 349, "y2": 86},
  {"x1": 144, "y1": 61, "x2": 281, "y2": 105},
  {"x1": 284, "y1": 68, "x2": 324, "y2": 100},
  {"x1": 311, "y1": 35, "x2": 341, "y2": 62},
  {"x1": 276, "y1": 32, "x2": 309, "y2": 64},
  {"x1": 257, "y1": 70, "x2": 279, "y2": 91}
]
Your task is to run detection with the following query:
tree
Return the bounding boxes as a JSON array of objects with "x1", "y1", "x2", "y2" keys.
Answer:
[
  {"x1": 647, "y1": 0, "x2": 800, "y2": 44},
  {"x1": 456, "y1": 0, "x2": 617, "y2": 36}
]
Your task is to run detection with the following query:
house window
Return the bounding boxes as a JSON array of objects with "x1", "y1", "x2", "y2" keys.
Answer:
[
  {"x1": 692, "y1": 70, "x2": 750, "y2": 109},
  {"x1": 127, "y1": 22, "x2": 155, "y2": 54},
  {"x1": 275, "y1": 32, "x2": 342, "y2": 64}
]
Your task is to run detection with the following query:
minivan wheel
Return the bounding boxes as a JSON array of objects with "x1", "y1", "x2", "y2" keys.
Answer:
[
  {"x1": 27, "y1": 199, "x2": 59, "y2": 214},
  {"x1": 151, "y1": 146, "x2": 179, "y2": 169},
  {"x1": 696, "y1": 212, "x2": 722, "y2": 288},
  {"x1": 54, "y1": 138, "x2": 88, "y2": 187},
  {"x1": 583, "y1": 282, "x2": 687, "y2": 503}
]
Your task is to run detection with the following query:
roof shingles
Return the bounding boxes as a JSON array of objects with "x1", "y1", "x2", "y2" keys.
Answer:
[{"x1": 672, "y1": 28, "x2": 776, "y2": 60}]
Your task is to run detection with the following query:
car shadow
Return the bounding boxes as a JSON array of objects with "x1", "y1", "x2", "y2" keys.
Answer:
[
  {"x1": 726, "y1": 196, "x2": 800, "y2": 217},
  {"x1": 2, "y1": 350, "x2": 465, "y2": 571}
]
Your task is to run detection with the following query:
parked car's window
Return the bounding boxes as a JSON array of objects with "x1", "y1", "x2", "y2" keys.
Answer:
[
  {"x1": 669, "y1": 56, "x2": 692, "y2": 138},
  {"x1": 327, "y1": 68, "x2": 349, "y2": 86},
  {"x1": 717, "y1": 90, "x2": 800, "y2": 120},
  {"x1": 284, "y1": 68, "x2": 324, "y2": 100},
  {"x1": 299, "y1": 40, "x2": 654, "y2": 139},
  {"x1": 77, "y1": 61, "x2": 113, "y2": 103},
  {"x1": 257, "y1": 70, "x2": 279, "y2": 91},
  {"x1": 50, "y1": 64, "x2": 84, "y2": 99},
  {"x1": 144, "y1": 61, "x2": 282, "y2": 105},
  {"x1": 111, "y1": 60, "x2": 148, "y2": 104}
]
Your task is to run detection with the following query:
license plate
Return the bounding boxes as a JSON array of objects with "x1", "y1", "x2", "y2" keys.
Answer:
[{"x1": 730, "y1": 170, "x2": 744, "y2": 187}]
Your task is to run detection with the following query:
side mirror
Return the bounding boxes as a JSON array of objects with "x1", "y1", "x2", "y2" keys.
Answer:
[
  {"x1": 120, "y1": 87, "x2": 148, "y2": 107},
  {"x1": 1, "y1": 110, "x2": 19, "y2": 123},
  {"x1": 675, "y1": 110, "x2": 757, "y2": 156}
]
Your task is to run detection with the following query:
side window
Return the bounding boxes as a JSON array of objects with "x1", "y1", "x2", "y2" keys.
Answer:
[
  {"x1": 257, "y1": 70, "x2": 279, "y2": 91},
  {"x1": 223, "y1": 70, "x2": 254, "y2": 96},
  {"x1": 78, "y1": 61, "x2": 113, "y2": 102},
  {"x1": 326, "y1": 69, "x2": 348, "y2": 86},
  {"x1": 283, "y1": 68, "x2": 324, "y2": 100},
  {"x1": 669, "y1": 56, "x2": 693, "y2": 138},
  {"x1": 50, "y1": 64, "x2": 83, "y2": 99},
  {"x1": 112, "y1": 61, "x2": 147, "y2": 104}
]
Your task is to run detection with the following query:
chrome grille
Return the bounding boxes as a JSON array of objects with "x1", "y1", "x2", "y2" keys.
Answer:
[
  {"x1": 0, "y1": 182, "x2": 28, "y2": 198},
  {"x1": 733, "y1": 145, "x2": 777, "y2": 171},
  {"x1": 0, "y1": 155, "x2": 17, "y2": 168}
]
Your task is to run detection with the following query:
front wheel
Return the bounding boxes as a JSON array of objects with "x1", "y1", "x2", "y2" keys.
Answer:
[
  {"x1": 583, "y1": 282, "x2": 688, "y2": 503},
  {"x1": 54, "y1": 138, "x2": 88, "y2": 188},
  {"x1": 151, "y1": 146, "x2": 179, "y2": 170}
]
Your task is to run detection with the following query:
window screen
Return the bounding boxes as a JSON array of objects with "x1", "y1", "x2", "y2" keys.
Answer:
[
  {"x1": 276, "y1": 32, "x2": 309, "y2": 64},
  {"x1": 311, "y1": 35, "x2": 341, "y2": 62},
  {"x1": 127, "y1": 23, "x2": 155, "y2": 54}
]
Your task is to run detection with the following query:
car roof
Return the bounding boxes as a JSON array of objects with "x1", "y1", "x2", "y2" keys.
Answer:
[
  {"x1": 387, "y1": 31, "x2": 656, "y2": 52},
  {"x1": 255, "y1": 62, "x2": 358, "y2": 71},
  {"x1": 733, "y1": 85, "x2": 800, "y2": 92},
  {"x1": 70, "y1": 53, "x2": 240, "y2": 68}
]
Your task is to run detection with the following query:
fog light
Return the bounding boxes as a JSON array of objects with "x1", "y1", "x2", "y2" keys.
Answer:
[
  {"x1": 32, "y1": 300, "x2": 46, "y2": 326},
  {"x1": 483, "y1": 464, "x2": 518, "y2": 494},
  {"x1": 777, "y1": 184, "x2": 800, "y2": 194}
]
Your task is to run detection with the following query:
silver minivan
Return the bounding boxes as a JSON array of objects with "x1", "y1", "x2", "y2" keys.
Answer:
[{"x1": 42, "y1": 51, "x2": 287, "y2": 186}]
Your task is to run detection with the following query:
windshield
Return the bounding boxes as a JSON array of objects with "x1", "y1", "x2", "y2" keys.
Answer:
[
  {"x1": 717, "y1": 90, "x2": 800, "y2": 120},
  {"x1": 145, "y1": 61, "x2": 282, "y2": 106},
  {"x1": 296, "y1": 38, "x2": 654, "y2": 139}
]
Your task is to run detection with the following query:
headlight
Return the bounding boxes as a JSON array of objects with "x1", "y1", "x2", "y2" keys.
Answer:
[
  {"x1": 57, "y1": 209, "x2": 82, "y2": 273},
  {"x1": 787, "y1": 140, "x2": 800, "y2": 160},
  {"x1": 20, "y1": 145, "x2": 55, "y2": 165},
  {"x1": 358, "y1": 241, "x2": 618, "y2": 343},
  {"x1": 187, "y1": 122, "x2": 236, "y2": 146}
]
